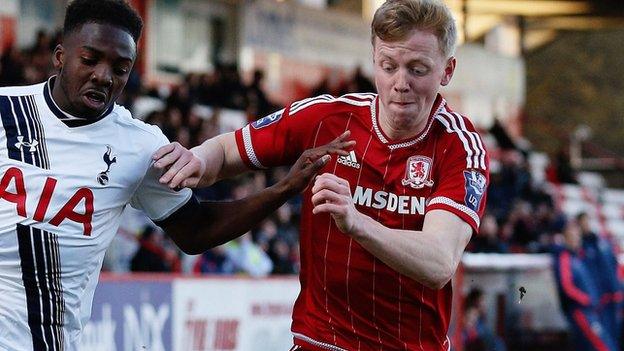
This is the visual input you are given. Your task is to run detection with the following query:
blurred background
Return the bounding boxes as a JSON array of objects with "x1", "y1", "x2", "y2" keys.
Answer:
[{"x1": 2, "y1": 0, "x2": 624, "y2": 350}]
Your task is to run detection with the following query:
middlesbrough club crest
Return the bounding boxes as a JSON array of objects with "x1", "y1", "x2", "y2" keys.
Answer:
[{"x1": 402, "y1": 156, "x2": 434, "y2": 189}]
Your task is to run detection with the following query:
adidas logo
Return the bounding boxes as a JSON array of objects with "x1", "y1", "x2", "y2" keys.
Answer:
[{"x1": 337, "y1": 150, "x2": 361, "y2": 169}]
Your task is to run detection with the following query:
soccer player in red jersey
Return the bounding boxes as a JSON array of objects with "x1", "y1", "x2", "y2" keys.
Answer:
[{"x1": 156, "y1": 0, "x2": 489, "y2": 349}]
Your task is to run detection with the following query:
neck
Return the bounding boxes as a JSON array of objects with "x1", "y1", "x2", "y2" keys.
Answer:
[{"x1": 50, "y1": 76, "x2": 72, "y2": 114}]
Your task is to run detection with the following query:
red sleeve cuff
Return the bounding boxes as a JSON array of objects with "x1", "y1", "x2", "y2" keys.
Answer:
[
  {"x1": 427, "y1": 196, "x2": 480, "y2": 233},
  {"x1": 234, "y1": 126, "x2": 262, "y2": 170}
]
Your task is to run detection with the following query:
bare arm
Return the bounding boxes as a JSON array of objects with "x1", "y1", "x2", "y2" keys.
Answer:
[
  {"x1": 153, "y1": 131, "x2": 355, "y2": 189},
  {"x1": 189, "y1": 132, "x2": 248, "y2": 186},
  {"x1": 311, "y1": 173, "x2": 472, "y2": 289},
  {"x1": 155, "y1": 135, "x2": 355, "y2": 254},
  {"x1": 159, "y1": 145, "x2": 328, "y2": 254},
  {"x1": 158, "y1": 178, "x2": 307, "y2": 254}
]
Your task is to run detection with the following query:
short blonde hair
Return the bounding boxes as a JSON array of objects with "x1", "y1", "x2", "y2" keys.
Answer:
[{"x1": 371, "y1": 0, "x2": 457, "y2": 57}]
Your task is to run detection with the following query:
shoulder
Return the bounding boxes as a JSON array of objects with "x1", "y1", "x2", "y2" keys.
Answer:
[
  {"x1": 286, "y1": 93, "x2": 376, "y2": 117},
  {"x1": 0, "y1": 82, "x2": 45, "y2": 97},
  {"x1": 434, "y1": 103, "x2": 481, "y2": 135},
  {"x1": 112, "y1": 104, "x2": 168, "y2": 143},
  {"x1": 434, "y1": 102, "x2": 488, "y2": 170}
]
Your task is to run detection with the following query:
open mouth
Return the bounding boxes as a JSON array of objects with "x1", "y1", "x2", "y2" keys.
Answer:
[{"x1": 83, "y1": 90, "x2": 107, "y2": 109}]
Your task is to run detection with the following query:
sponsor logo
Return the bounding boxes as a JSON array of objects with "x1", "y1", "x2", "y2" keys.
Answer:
[
  {"x1": 402, "y1": 156, "x2": 434, "y2": 189},
  {"x1": 252, "y1": 109, "x2": 284, "y2": 129},
  {"x1": 353, "y1": 186, "x2": 426, "y2": 215},
  {"x1": 337, "y1": 150, "x2": 361, "y2": 169},
  {"x1": 0, "y1": 166, "x2": 94, "y2": 235},
  {"x1": 464, "y1": 170, "x2": 487, "y2": 211},
  {"x1": 14, "y1": 136, "x2": 39, "y2": 153},
  {"x1": 97, "y1": 145, "x2": 117, "y2": 186}
]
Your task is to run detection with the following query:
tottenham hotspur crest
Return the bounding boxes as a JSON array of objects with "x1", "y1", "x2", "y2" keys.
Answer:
[
  {"x1": 402, "y1": 156, "x2": 434, "y2": 189},
  {"x1": 97, "y1": 145, "x2": 117, "y2": 185}
]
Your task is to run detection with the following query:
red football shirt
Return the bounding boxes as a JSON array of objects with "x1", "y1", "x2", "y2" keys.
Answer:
[{"x1": 234, "y1": 93, "x2": 489, "y2": 351}]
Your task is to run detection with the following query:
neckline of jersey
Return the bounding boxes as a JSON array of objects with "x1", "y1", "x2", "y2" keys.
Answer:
[
  {"x1": 43, "y1": 76, "x2": 115, "y2": 129},
  {"x1": 370, "y1": 94, "x2": 446, "y2": 150}
]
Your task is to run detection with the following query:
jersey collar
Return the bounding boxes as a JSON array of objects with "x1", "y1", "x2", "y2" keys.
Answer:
[
  {"x1": 44, "y1": 76, "x2": 115, "y2": 128},
  {"x1": 370, "y1": 94, "x2": 446, "y2": 150}
]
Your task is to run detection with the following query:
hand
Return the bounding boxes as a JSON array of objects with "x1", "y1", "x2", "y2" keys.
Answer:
[
  {"x1": 152, "y1": 142, "x2": 206, "y2": 188},
  {"x1": 280, "y1": 131, "x2": 356, "y2": 195},
  {"x1": 311, "y1": 173, "x2": 361, "y2": 234}
]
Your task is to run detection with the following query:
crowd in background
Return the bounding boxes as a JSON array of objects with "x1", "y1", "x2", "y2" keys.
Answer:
[{"x1": 3, "y1": 28, "x2": 621, "y2": 350}]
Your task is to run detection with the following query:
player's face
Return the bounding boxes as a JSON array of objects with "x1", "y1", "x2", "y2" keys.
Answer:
[
  {"x1": 373, "y1": 30, "x2": 455, "y2": 138},
  {"x1": 52, "y1": 23, "x2": 136, "y2": 119}
]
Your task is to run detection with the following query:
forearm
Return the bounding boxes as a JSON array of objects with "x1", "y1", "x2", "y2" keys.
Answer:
[
  {"x1": 190, "y1": 136, "x2": 226, "y2": 186},
  {"x1": 350, "y1": 211, "x2": 469, "y2": 289},
  {"x1": 162, "y1": 183, "x2": 297, "y2": 255},
  {"x1": 191, "y1": 132, "x2": 249, "y2": 187}
]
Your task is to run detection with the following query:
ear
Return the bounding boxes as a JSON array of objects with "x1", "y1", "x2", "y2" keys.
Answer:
[
  {"x1": 53, "y1": 44, "x2": 64, "y2": 71},
  {"x1": 440, "y1": 56, "x2": 456, "y2": 86}
]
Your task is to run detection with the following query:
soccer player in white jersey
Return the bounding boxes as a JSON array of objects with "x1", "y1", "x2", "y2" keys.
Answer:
[
  {"x1": 0, "y1": 1, "x2": 353, "y2": 350},
  {"x1": 157, "y1": 0, "x2": 490, "y2": 349}
]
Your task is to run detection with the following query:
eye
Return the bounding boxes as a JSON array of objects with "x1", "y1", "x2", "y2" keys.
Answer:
[
  {"x1": 114, "y1": 66, "x2": 130, "y2": 75},
  {"x1": 381, "y1": 62, "x2": 396, "y2": 72},
  {"x1": 81, "y1": 57, "x2": 97, "y2": 66},
  {"x1": 410, "y1": 66, "x2": 428, "y2": 76}
]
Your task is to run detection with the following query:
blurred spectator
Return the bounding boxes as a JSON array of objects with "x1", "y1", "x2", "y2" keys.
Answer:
[
  {"x1": 551, "y1": 147, "x2": 577, "y2": 184},
  {"x1": 246, "y1": 69, "x2": 274, "y2": 118},
  {"x1": 345, "y1": 66, "x2": 376, "y2": 93},
  {"x1": 224, "y1": 233, "x2": 273, "y2": 277},
  {"x1": 130, "y1": 226, "x2": 181, "y2": 272},
  {"x1": 578, "y1": 212, "x2": 622, "y2": 347},
  {"x1": 23, "y1": 29, "x2": 54, "y2": 84},
  {"x1": 0, "y1": 45, "x2": 25, "y2": 86},
  {"x1": 192, "y1": 246, "x2": 236, "y2": 275},
  {"x1": 553, "y1": 219, "x2": 617, "y2": 350},
  {"x1": 470, "y1": 213, "x2": 508, "y2": 253},
  {"x1": 462, "y1": 287, "x2": 507, "y2": 351}
]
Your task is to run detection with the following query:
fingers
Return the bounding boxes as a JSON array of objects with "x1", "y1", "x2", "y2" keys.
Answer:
[
  {"x1": 311, "y1": 188, "x2": 345, "y2": 207},
  {"x1": 153, "y1": 143, "x2": 183, "y2": 170},
  {"x1": 312, "y1": 202, "x2": 343, "y2": 215},
  {"x1": 324, "y1": 131, "x2": 356, "y2": 156},
  {"x1": 310, "y1": 173, "x2": 352, "y2": 212},
  {"x1": 303, "y1": 131, "x2": 356, "y2": 162},
  {"x1": 167, "y1": 159, "x2": 202, "y2": 188},
  {"x1": 152, "y1": 143, "x2": 176, "y2": 162},
  {"x1": 158, "y1": 151, "x2": 193, "y2": 186},
  {"x1": 310, "y1": 154, "x2": 331, "y2": 172},
  {"x1": 181, "y1": 176, "x2": 201, "y2": 188},
  {"x1": 312, "y1": 173, "x2": 350, "y2": 195}
]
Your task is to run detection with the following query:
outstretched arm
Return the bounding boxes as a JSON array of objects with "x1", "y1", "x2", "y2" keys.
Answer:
[
  {"x1": 157, "y1": 135, "x2": 355, "y2": 254},
  {"x1": 153, "y1": 131, "x2": 355, "y2": 189}
]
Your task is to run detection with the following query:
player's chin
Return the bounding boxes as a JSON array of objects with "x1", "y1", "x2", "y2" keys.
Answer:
[
  {"x1": 77, "y1": 103, "x2": 109, "y2": 119},
  {"x1": 390, "y1": 104, "x2": 417, "y2": 116}
]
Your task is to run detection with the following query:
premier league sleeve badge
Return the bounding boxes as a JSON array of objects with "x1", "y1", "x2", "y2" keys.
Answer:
[{"x1": 463, "y1": 170, "x2": 487, "y2": 211}]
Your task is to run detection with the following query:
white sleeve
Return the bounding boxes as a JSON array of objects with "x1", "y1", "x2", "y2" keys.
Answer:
[{"x1": 129, "y1": 132, "x2": 193, "y2": 221}]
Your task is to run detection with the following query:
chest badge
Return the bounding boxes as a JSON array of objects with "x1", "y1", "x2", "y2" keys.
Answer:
[
  {"x1": 97, "y1": 145, "x2": 117, "y2": 185},
  {"x1": 402, "y1": 155, "x2": 434, "y2": 189}
]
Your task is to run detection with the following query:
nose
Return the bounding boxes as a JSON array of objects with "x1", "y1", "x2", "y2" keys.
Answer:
[
  {"x1": 91, "y1": 65, "x2": 113, "y2": 87},
  {"x1": 393, "y1": 68, "x2": 410, "y2": 93}
]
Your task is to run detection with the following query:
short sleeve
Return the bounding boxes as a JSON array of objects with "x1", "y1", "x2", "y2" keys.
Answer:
[
  {"x1": 130, "y1": 132, "x2": 193, "y2": 221},
  {"x1": 234, "y1": 95, "x2": 334, "y2": 169},
  {"x1": 427, "y1": 120, "x2": 489, "y2": 233}
]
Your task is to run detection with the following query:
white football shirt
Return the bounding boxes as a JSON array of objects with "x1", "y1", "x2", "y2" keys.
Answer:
[{"x1": 0, "y1": 77, "x2": 192, "y2": 350}]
